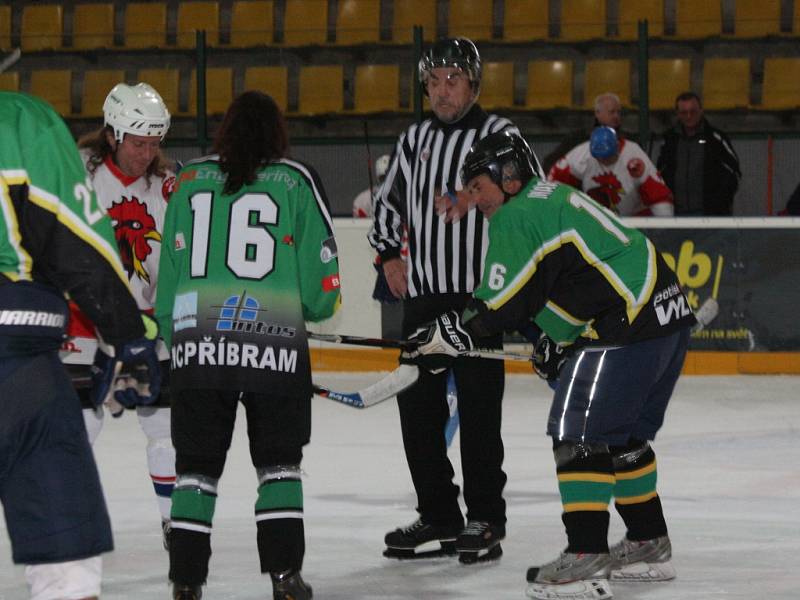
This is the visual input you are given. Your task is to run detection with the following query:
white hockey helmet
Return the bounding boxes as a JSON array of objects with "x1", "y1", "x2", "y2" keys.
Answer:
[
  {"x1": 375, "y1": 154, "x2": 390, "y2": 180},
  {"x1": 103, "y1": 83, "x2": 171, "y2": 143}
]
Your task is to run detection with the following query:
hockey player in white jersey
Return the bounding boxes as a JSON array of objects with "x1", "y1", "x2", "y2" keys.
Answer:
[
  {"x1": 63, "y1": 82, "x2": 177, "y2": 549},
  {"x1": 549, "y1": 126, "x2": 674, "y2": 217}
]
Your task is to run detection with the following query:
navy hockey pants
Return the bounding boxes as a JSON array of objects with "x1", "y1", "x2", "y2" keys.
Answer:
[
  {"x1": 0, "y1": 351, "x2": 113, "y2": 564},
  {"x1": 547, "y1": 329, "x2": 691, "y2": 446}
]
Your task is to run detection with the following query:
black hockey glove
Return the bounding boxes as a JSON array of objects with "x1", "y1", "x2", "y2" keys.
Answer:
[
  {"x1": 90, "y1": 314, "x2": 162, "y2": 412},
  {"x1": 531, "y1": 333, "x2": 570, "y2": 382},
  {"x1": 406, "y1": 310, "x2": 474, "y2": 374}
]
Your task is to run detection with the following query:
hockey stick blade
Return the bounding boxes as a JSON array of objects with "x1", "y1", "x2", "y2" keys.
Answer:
[
  {"x1": 313, "y1": 364, "x2": 419, "y2": 408},
  {"x1": 309, "y1": 331, "x2": 530, "y2": 362}
]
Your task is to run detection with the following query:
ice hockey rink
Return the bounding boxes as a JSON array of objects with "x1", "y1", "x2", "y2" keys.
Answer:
[{"x1": 1, "y1": 373, "x2": 798, "y2": 600}]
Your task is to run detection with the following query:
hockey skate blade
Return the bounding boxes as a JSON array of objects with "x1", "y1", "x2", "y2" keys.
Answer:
[
  {"x1": 525, "y1": 578, "x2": 613, "y2": 600},
  {"x1": 383, "y1": 540, "x2": 456, "y2": 560},
  {"x1": 610, "y1": 560, "x2": 676, "y2": 582},
  {"x1": 458, "y1": 543, "x2": 502, "y2": 564}
]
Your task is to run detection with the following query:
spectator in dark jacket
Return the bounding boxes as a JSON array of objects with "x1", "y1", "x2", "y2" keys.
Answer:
[{"x1": 657, "y1": 92, "x2": 741, "y2": 216}]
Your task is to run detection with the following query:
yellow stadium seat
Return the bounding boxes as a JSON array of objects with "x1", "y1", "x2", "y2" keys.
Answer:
[
  {"x1": 759, "y1": 58, "x2": 800, "y2": 109},
  {"x1": 352, "y1": 64, "x2": 400, "y2": 113},
  {"x1": 243, "y1": 66, "x2": 288, "y2": 112},
  {"x1": 177, "y1": 1, "x2": 220, "y2": 48},
  {"x1": 30, "y1": 70, "x2": 71, "y2": 115},
  {"x1": 230, "y1": 1, "x2": 274, "y2": 47},
  {"x1": 21, "y1": 5, "x2": 63, "y2": 51},
  {"x1": 283, "y1": 0, "x2": 328, "y2": 46},
  {"x1": 560, "y1": 0, "x2": 605, "y2": 41},
  {"x1": 0, "y1": 72, "x2": 19, "y2": 92},
  {"x1": 584, "y1": 59, "x2": 630, "y2": 107},
  {"x1": 81, "y1": 70, "x2": 125, "y2": 117},
  {"x1": 648, "y1": 59, "x2": 690, "y2": 110},
  {"x1": 125, "y1": 3, "x2": 167, "y2": 49},
  {"x1": 0, "y1": 6, "x2": 11, "y2": 50},
  {"x1": 336, "y1": 0, "x2": 379, "y2": 45},
  {"x1": 674, "y1": 0, "x2": 721, "y2": 39},
  {"x1": 449, "y1": 0, "x2": 493, "y2": 41},
  {"x1": 137, "y1": 69, "x2": 181, "y2": 116},
  {"x1": 617, "y1": 0, "x2": 663, "y2": 39},
  {"x1": 733, "y1": 0, "x2": 780, "y2": 38},
  {"x1": 702, "y1": 58, "x2": 749, "y2": 109},
  {"x1": 480, "y1": 62, "x2": 514, "y2": 109},
  {"x1": 73, "y1": 3, "x2": 114, "y2": 50},
  {"x1": 297, "y1": 65, "x2": 343, "y2": 115},
  {"x1": 503, "y1": 0, "x2": 548, "y2": 41},
  {"x1": 393, "y1": 0, "x2": 436, "y2": 43},
  {"x1": 188, "y1": 68, "x2": 233, "y2": 116},
  {"x1": 525, "y1": 60, "x2": 572, "y2": 109}
]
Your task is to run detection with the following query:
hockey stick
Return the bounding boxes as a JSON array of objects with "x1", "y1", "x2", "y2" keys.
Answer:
[
  {"x1": 309, "y1": 332, "x2": 531, "y2": 362},
  {"x1": 313, "y1": 364, "x2": 420, "y2": 408},
  {"x1": 0, "y1": 48, "x2": 20, "y2": 74}
]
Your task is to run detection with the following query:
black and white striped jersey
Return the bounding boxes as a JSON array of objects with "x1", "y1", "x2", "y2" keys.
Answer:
[{"x1": 368, "y1": 105, "x2": 543, "y2": 298}]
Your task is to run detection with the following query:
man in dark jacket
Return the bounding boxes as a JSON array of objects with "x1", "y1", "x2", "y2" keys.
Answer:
[{"x1": 657, "y1": 92, "x2": 741, "y2": 216}]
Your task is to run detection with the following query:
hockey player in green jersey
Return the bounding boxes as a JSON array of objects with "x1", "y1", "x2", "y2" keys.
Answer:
[
  {"x1": 0, "y1": 92, "x2": 161, "y2": 599},
  {"x1": 408, "y1": 131, "x2": 695, "y2": 600},
  {"x1": 155, "y1": 91, "x2": 340, "y2": 600}
]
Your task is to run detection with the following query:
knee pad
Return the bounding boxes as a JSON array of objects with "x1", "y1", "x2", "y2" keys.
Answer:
[
  {"x1": 137, "y1": 406, "x2": 171, "y2": 440},
  {"x1": 255, "y1": 465, "x2": 304, "y2": 521},
  {"x1": 171, "y1": 474, "x2": 219, "y2": 534},
  {"x1": 611, "y1": 439, "x2": 658, "y2": 505},
  {"x1": 25, "y1": 556, "x2": 102, "y2": 600},
  {"x1": 82, "y1": 407, "x2": 104, "y2": 446},
  {"x1": 552, "y1": 440, "x2": 614, "y2": 513}
]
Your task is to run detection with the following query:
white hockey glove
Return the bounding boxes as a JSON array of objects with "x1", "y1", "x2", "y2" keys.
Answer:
[
  {"x1": 531, "y1": 333, "x2": 569, "y2": 382},
  {"x1": 406, "y1": 310, "x2": 474, "y2": 374}
]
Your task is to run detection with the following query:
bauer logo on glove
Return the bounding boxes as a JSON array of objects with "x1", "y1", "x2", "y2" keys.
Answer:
[
  {"x1": 406, "y1": 310, "x2": 474, "y2": 374},
  {"x1": 531, "y1": 334, "x2": 570, "y2": 382}
]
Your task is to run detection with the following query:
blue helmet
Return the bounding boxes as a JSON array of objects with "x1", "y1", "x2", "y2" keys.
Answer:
[{"x1": 589, "y1": 126, "x2": 618, "y2": 160}]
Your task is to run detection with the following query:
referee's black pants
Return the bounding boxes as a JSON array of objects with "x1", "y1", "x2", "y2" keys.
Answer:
[{"x1": 397, "y1": 293, "x2": 507, "y2": 528}]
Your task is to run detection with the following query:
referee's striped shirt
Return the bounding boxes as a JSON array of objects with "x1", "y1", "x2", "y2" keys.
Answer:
[{"x1": 369, "y1": 105, "x2": 543, "y2": 298}]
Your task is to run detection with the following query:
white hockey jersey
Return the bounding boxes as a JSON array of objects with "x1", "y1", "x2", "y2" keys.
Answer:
[
  {"x1": 548, "y1": 138, "x2": 674, "y2": 216},
  {"x1": 61, "y1": 152, "x2": 174, "y2": 365}
]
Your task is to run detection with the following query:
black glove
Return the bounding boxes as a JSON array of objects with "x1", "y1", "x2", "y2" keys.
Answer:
[
  {"x1": 406, "y1": 310, "x2": 474, "y2": 374},
  {"x1": 531, "y1": 334, "x2": 569, "y2": 382},
  {"x1": 90, "y1": 314, "x2": 162, "y2": 410}
]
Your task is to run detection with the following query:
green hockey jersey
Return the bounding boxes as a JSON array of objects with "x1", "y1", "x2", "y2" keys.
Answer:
[
  {"x1": 155, "y1": 156, "x2": 341, "y2": 397},
  {"x1": 0, "y1": 92, "x2": 142, "y2": 347},
  {"x1": 464, "y1": 177, "x2": 695, "y2": 346}
]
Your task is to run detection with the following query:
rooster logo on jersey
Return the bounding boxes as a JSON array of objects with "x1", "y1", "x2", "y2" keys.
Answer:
[
  {"x1": 587, "y1": 172, "x2": 624, "y2": 211},
  {"x1": 108, "y1": 196, "x2": 161, "y2": 284}
]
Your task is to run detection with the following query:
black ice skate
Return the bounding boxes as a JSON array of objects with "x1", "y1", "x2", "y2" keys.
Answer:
[
  {"x1": 383, "y1": 518, "x2": 461, "y2": 559},
  {"x1": 172, "y1": 584, "x2": 202, "y2": 599},
  {"x1": 455, "y1": 521, "x2": 505, "y2": 564},
  {"x1": 271, "y1": 569, "x2": 313, "y2": 600}
]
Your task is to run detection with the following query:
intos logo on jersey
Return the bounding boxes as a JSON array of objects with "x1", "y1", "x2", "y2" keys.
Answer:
[{"x1": 215, "y1": 293, "x2": 296, "y2": 338}]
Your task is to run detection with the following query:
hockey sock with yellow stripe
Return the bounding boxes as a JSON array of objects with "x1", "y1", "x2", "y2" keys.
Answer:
[
  {"x1": 169, "y1": 474, "x2": 218, "y2": 586},
  {"x1": 611, "y1": 440, "x2": 668, "y2": 540},
  {"x1": 255, "y1": 465, "x2": 305, "y2": 573},
  {"x1": 553, "y1": 441, "x2": 615, "y2": 553}
]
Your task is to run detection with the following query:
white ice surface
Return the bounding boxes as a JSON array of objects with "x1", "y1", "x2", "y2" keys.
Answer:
[{"x1": 2, "y1": 374, "x2": 799, "y2": 599}]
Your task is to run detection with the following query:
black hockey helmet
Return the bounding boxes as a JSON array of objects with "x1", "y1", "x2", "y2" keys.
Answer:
[
  {"x1": 418, "y1": 37, "x2": 481, "y2": 95},
  {"x1": 461, "y1": 130, "x2": 537, "y2": 189}
]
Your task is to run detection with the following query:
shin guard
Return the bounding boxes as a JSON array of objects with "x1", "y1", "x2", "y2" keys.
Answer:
[
  {"x1": 612, "y1": 440, "x2": 667, "y2": 540},
  {"x1": 169, "y1": 474, "x2": 218, "y2": 586},
  {"x1": 255, "y1": 465, "x2": 305, "y2": 573}
]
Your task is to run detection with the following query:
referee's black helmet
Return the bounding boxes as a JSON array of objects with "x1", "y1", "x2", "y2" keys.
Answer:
[
  {"x1": 418, "y1": 38, "x2": 482, "y2": 95},
  {"x1": 461, "y1": 130, "x2": 537, "y2": 188}
]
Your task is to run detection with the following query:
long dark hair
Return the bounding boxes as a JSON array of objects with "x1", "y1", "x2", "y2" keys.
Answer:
[
  {"x1": 77, "y1": 126, "x2": 173, "y2": 187},
  {"x1": 214, "y1": 91, "x2": 289, "y2": 195}
]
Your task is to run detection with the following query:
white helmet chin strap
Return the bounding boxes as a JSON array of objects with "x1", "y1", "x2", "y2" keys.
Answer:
[{"x1": 104, "y1": 82, "x2": 171, "y2": 143}]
